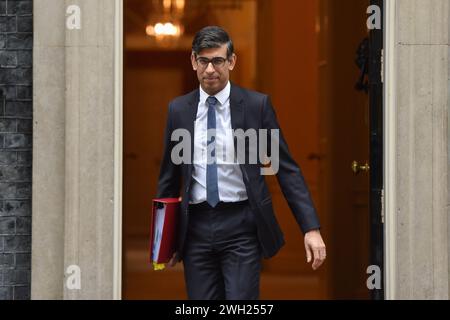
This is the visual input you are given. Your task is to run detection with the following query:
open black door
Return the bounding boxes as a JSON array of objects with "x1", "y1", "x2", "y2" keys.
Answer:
[
  {"x1": 368, "y1": 0, "x2": 384, "y2": 300},
  {"x1": 353, "y1": 0, "x2": 384, "y2": 300}
]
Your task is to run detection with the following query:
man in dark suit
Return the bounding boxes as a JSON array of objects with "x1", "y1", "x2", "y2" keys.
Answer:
[{"x1": 156, "y1": 26, "x2": 326, "y2": 300}]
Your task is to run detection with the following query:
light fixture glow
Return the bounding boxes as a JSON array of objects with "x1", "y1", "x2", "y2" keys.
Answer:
[
  {"x1": 175, "y1": 0, "x2": 185, "y2": 11},
  {"x1": 146, "y1": 22, "x2": 181, "y2": 37},
  {"x1": 163, "y1": 0, "x2": 171, "y2": 11}
]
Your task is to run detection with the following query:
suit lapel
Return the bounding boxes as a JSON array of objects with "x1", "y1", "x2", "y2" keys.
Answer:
[
  {"x1": 186, "y1": 89, "x2": 200, "y2": 167},
  {"x1": 230, "y1": 84, "x2": 245, "y2": 156},
  {"x1": 230, "y1": 83, "x2": 245, "y2": 132}
]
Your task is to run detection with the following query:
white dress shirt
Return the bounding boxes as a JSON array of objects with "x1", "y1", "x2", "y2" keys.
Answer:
[{"x1": 190, "y1": 81, "x2": 248, "y2": 204}]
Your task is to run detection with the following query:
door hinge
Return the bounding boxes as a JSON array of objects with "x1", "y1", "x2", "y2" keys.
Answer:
[
  {"x1": 380, "y1": 49, "x2": 384, "y2": 84},
  {"x1": 380, "y1": 188, "x2": 385, "y2": 224}
]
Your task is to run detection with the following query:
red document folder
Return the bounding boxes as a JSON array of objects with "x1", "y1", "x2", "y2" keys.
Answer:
[{"x1": 149, "y1": 198, "x2": 181, "y2": 270}]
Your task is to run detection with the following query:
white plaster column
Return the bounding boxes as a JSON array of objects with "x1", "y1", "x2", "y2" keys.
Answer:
[
  {"x1": 32, "y1": 0, "x2": 122, "y2": 299},
  {"x1": 391, "y1": 0, "x2": 449, "y2": 299},
  {"x1": 31, "y1": 0, "x2": 66, "y2": 300}
]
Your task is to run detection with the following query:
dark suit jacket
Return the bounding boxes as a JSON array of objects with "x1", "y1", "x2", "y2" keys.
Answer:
[{"x1": 156, "y1": 83, "x2": 320, "y2": 261}]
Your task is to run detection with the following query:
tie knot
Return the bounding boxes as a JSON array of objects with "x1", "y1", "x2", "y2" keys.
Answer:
[{"x1": 207, "y1": 96, "x2": 218, "y2": 107}]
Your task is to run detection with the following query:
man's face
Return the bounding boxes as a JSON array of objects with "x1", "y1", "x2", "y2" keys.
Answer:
[{"x1": 191, "y1": 44, "x2": 236, "y2": 95}]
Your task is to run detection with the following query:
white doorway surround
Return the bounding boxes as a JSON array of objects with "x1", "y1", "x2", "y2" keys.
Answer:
[
  {"x1": 383, "y1": 0, "x2": 397, "y2": 300},
  {"x1": 383, "y1": 0, "x2": 449, "y2": 300},
  {"x1": 32, "y1": 0, "x2": 123, "y2": 299},
  {"x1": 31, "y1": 0, "x2": 449, "y2": 300}
]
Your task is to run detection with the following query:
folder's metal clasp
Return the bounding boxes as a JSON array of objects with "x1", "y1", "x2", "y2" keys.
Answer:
[{"x1": 153, "y1": 262, "x2": 166, "y2": 271}]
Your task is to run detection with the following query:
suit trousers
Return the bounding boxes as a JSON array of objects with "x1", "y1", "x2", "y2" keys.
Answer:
[{"x1": 182, "y1": 200, "x2": 262, "y2": 300}]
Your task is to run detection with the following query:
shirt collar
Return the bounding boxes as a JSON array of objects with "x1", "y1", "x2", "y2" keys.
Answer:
[{"x1": 199, "y1": 81, "x2": 230, "y2": 108}]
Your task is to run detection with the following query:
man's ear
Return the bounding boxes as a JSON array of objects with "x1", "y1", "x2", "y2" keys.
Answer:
[
  {"x1": 191, "y1": 53, "x2": 197, "y2": 71},
  {"x1": 228, "y1": 53, "x2": 237, "y2": 71}
]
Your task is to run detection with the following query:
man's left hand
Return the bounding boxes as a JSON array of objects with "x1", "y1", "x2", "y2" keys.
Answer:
[{"x1": 304, "y1": 229, "x2": 326, "y2": 270}]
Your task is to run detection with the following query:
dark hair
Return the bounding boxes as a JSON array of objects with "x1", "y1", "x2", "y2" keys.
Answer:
[{"x1": 192, "y1": 26, "x2": 234, "y2": 59}]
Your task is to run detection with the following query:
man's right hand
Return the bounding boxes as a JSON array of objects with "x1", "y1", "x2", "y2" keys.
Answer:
[{"x1": 167, "y1": 252, "x2": 178, "y2": 267}]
